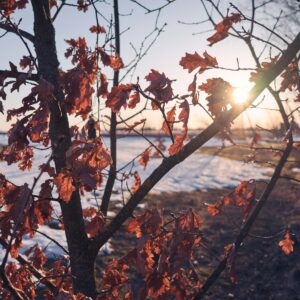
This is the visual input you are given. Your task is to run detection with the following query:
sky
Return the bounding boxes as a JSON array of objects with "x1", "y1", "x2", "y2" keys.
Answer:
[{"x1": 0, "y1": 0, "x2": 298, "y2": 132}]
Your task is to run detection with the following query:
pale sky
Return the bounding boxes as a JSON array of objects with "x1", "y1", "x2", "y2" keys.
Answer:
[{"x1": 0, "y1": 0, "x2": 298, "y2": 132}]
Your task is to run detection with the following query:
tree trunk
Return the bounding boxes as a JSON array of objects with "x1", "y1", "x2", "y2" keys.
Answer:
[{"x1": 30, "y1": 0, "x2": 96, "y2": 297}]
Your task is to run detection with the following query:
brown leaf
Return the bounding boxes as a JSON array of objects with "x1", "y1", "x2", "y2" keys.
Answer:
[
  {"x1": 279, "y1": 231, "x2": 294, "y2": 255},
  {"x1": 199, "y1": 77, "x2": 234, "y2": 118},
  {"x1": 180, "y1": 51, "x2": 218, "y2": 73},
  {"x1": 162, "y1": 105, "x2": 176, "y2": 136},
  {"x1": 145, "y1": 69, "x2": 174, "y2": 103},
  {"x1": 168, "y1": 129, "x2": 187, "y2": 156},
  {"x1": 188, "y1": 74, "x2": 199, "y2": 105},
  {"x1": 138, "y1": 148, "x2": 151, "y2": 170},
  {"x1": 90, "y1": 25, "x2": 106, "y2": 34},
  {"x1": 178, "y1": 100, "x2": 189, "y2": 129},
  {"x1": 106, "y1": 84, "x2": 134, "y2": 112},
  {"x1": 131, "y1": 171, "x2": 141, "y2": 193},
  {"x1": 207, "y1": 13, "x2": 242, "y2": 46},
  {"x1": 54, "y1": 170, "x2": 75, "y2": 202}
]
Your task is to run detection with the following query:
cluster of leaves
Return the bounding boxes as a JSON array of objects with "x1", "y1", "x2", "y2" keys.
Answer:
[
  {"x1": 0, "y1": 3, "x2": 297, "y2": 298},
  {"x1": 54, "y1": 138, "x2": 112, "y2": 202},
  {"x1": 0, "y1": 173, "x2": 53, "y2": 259},
  {"x1": 206, "y1": 179, "x2": 256, "y2": 219},
  {"x1": 0, "y1": 245, "x2": 91, "y2": 299},
  {"x1": 0, "y1": 61, "x2": 52, "y2": 167},
  {"x1": 0, "y1": 0, "x2": 28, "y2": 16},
  {"x1": 99, "y1": 209, "x2": 203, "y2": 299}
]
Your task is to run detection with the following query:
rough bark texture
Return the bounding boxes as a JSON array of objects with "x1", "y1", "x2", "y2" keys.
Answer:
[{"x1": 30, "y1": 0, "x2": 96, "y2": 297}]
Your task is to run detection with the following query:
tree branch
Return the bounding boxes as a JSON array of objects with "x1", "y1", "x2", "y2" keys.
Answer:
[
  {"x1": 0, "y1": 238, "x2": 57, "y2": 294},
  {"x1": 91, "y1": 31, "x2": 300, "y2": 255},
  {"x1": 0, "y1": 70, "x2": 39, "y2": 81},
  {"x1": 100, "y1": 0, "x2": 120, "y2": 216},
  {"x1": 194, "y1": 134, "x2": 293, "y2": 299},
  {"x1": 0, "y1": 23, "x2": 35, "y2": 43}
]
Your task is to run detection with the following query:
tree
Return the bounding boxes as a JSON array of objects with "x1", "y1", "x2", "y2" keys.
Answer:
[{"x1": 0, "y1": 0, "x2": 299, "y2": 299}]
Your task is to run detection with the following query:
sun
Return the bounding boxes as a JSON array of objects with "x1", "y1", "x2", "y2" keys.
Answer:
[{"x1": 232, "y1": 87, "x2": 249, "y2": 104}]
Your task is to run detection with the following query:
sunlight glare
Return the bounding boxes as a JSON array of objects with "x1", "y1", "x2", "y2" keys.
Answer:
[{"x1": 233, "y1": 87, "x2": 249, "y2": 104}]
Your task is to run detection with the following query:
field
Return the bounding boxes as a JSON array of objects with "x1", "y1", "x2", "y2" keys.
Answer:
[{"x1": 1, "y1": 133, "x2": 300, "y2": 299}]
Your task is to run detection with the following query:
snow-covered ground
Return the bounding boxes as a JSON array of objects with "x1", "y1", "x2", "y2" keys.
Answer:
[{"x1": 0, "y1": 134, "x2": 273, "y2": 260}]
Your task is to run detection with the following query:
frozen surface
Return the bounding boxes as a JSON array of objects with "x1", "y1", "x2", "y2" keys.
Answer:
[{"x1": 0, "y1": 135, "x2": 273, "y2": 261}]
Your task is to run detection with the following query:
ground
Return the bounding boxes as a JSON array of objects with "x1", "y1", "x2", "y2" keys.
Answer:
[{"x1": 97, "y1": 142, "x2": 300, "y2": 299}]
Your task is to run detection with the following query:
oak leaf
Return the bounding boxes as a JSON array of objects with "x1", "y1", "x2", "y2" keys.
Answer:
[
  {"x1": 188, "y1": 74, "x2": 199, "y2": 105},
  {"x1": 279, "y1": 231, "x2": 294, "y2": 255},
  {"x1": 180, "y1": 51, "x2": 218, "y2": 73},
  {"x1": 90, "y1": 25, "x2": 106, "y2": 34},
  {"x1": 54, "y1": 170, "x2": 75, "y2": 202},
  {"x1": 199, "y1": 78, "x2": 234, "y2": 118},
  {"x1": 145, "y1": 69, "x2": 174, "y2": 103},
  {"x1": 207, "y1": 13, "x2": 242, "y2": 46},
  {"x1": 162, "y1": 105, "x2": 176, "y2": 136},
  {"x1": 178, "y1": 100, "x2": 190, "y2": 129},
  {"x1": 168, "y1": 129, "x2": 187, "y2": 156},
  {"x1": 138, "y1": 148, "x2": 151, "y2": 170},
  {"x1": 106, "y1": 84, "x2": 134, "y2": 112}
]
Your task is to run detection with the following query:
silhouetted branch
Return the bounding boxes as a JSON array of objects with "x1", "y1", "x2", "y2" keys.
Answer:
[{"x1": 91, "y1": 31, "x2": 300, "y2": 255}]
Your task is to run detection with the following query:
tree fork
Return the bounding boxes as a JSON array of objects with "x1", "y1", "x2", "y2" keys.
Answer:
[{"x1": 30, "y1": 0, "x2": 96, "y2": 297}]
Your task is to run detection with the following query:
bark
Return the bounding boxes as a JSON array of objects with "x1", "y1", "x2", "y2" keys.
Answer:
[
  {"x1": 101, "y1": 0, "x2": 120, "y2": 216},
  {"x1": 30, "y1": 0, "x2": 96, "y2": 297}
]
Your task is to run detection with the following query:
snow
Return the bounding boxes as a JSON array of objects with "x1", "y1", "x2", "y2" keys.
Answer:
[{"x1": 0, "y1": 134, "x2": 273, "y2": 261}]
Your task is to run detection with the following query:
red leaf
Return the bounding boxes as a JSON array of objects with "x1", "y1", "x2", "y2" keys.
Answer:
[
  {"x1": 178, "y1": 100, "x2": 189, "y2": 129},
  {"x1": 279, "y1": 231, "x2": 294, "y2": 255},
  {"x1": 106, "y1": 84, "x2": 134, "y2": 112},
  {"x1": 131, "y1": 171, "x2": 141, "y2": 193},
  {"x1": 19, "y1": 56, "x2": 33, "y2": 70},
  {"x1": 199, "y1": 78, "x2": 234, "y2": 118},
  {"x1": 168, "y1": 129, "x2": 187, "y2": 156},
  {"x1": 54, "y1": 170, "x2": 75, "y2": 202},
  {"x1": 90, "y1": 25, "x2": 106, "y2": 34},
  {"x1": 162, "y1": 105, "x2": 176, "y2": 136},
  {"x1": 206, "y1": 204, "x2": 220, "y2": 216},
  {"x1": 145, "y1": 69, "x2": 174, "y2": 103},
  {"x1": 110, "y1": 54, "x2": 124, "y2": 71},
  {"x1": 39, "y1": 163, "x2": 55, "y2": 177},
  {"x1": 83, "y1": 207, "x2": 105, "y2": 238},
  {"x1": 280, "y1": 60, "x2": 300, "y2": 93},
  {"x1": 188, "y1": 74, "x2": 199, "y2": 105},
  {"x1": 147, "y1": 271, "x2": 170, "y2": 298},
  {"x1": 98, "y1": 73, "x2": 108, "y2": 97},
  {"x1": 138, "y1": 148, "x2": 151, "y2": 170},
  {"x1": 250, "y1": 56, "x2": 279, "y2": 82},
  {"x1": 180, "y1": 51, "x2": 218, "y2": 73},
  {"x1": 207, "y1": 13, "x2": 242, "y2": 46},
  {"x1": 18, "y1": 146, "x2": 33, "y2": 171},
  {"x1": 35, "y1": 180, "x2": 53, "y2": 224},
  {"x1": 178, "y1": 209, "x2": 202, "y2": 231}
]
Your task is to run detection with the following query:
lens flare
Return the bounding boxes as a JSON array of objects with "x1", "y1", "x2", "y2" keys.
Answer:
[{"x1": 233, "y1": 87, "x2": 249, "y2": 104}]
